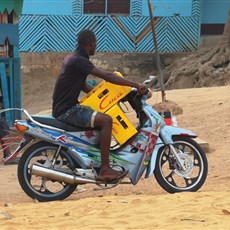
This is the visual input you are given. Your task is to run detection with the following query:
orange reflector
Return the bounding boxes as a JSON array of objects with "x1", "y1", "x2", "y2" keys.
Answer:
[{"x1": 14, "y1": 124, "x2": 29, "y2": 132}]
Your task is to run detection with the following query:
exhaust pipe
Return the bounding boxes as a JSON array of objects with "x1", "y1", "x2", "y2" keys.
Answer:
[{"x1": 30, "y1": 164, "x2": 97, "y2": 184}]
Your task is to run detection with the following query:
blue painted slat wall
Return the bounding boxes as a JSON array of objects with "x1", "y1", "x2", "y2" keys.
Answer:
[
  {"x1": 22, "y1": 0, "x2": 72, "y2": 15},
  {"x1": 19, "y1": 0, "x2": 201, "y2": 52},
  {"x1": 201, "y1": 0, "x2": 230, "y2": 24}
]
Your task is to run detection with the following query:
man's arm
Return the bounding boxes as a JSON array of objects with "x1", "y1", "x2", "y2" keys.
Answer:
[
  {"x1": 91, "y1": 67, "x2": 147, "y2": 94},
  {"x1": 82, "y1": 82, "x2": 94, "y2": 93}
]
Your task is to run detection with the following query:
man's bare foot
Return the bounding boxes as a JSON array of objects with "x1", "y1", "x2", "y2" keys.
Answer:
[{"x1": 98, "y1": 168, "x2": 128, "y2": 181}]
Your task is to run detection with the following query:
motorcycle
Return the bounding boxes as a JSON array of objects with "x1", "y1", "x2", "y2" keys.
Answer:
[{"x1": 4, "y1": 78, "x2": 208, "y2": 202}]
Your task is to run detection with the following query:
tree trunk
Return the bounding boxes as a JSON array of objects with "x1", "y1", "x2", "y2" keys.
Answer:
[
  {"x1": 160, "y1": 10, "x2": 230, "y2": 90},
  {"x1": 219, "y1": 10, "x2": 230, "y2": 47}
]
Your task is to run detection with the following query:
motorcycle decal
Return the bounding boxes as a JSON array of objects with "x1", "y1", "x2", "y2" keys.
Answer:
[
  {"x1": 110, "y1": 152, "x2": 135, "y2": 165},
  {"x1": 56, "y1": 134, "x2": 67, "y2": 143},
  {"x1": 145, "y1": 133, "x2": 158, "y2": 156},
  {"x1": 82, "y1": 149, "x2": 134, "y2": 165},
  {"x1": 76, "y1": 130, "x2": 100, "y2": 145},
  {"x1": 69, "y1": 141, "x2": 99, "y2": 153},
  {"x1": 136, "y1": 133, "x2": 146, "y2": 141},
  {"x1": 81, "y1": 130, "x2": 96, "y2": 139},
  {"x1": 32, "y1": 127, "x2": 54, "y2": 139},
  {"x1": 53, "y1": 133, "x2": 96, "y2": 152},
  {"x1": 85, "y1": 150, "x2": 101, "y2": 162},
  {"x1": 154, "y1": 115, "x2": 161, "y2": 132},
  {"x1": 131, "y1": 130, "x2": 150, "y2": 152},
  {"x1": 130, "y1": 130, "x2": 158, "y2": 156}
]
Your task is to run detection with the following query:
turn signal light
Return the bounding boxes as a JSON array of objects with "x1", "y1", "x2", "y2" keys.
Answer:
[{"x1": 14, "y1": 124, "x2": 29, "y2": 132}]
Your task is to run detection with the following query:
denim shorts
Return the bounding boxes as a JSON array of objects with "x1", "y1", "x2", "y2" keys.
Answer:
[{"x1": 58, "y1": 104, "x2": 97, "y2": 128}]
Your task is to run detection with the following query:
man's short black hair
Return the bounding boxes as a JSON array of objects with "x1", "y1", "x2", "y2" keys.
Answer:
[{"x1": 77, "y1": 29, "x2": 96, "y2": 47}]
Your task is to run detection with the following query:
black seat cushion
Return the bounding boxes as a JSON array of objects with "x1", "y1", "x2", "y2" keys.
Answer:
[{"x1": 31, "y1": 115, "x2": 95, "y2": 132}]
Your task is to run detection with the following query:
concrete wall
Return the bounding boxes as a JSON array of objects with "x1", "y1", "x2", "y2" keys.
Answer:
[{"x1": 20, "y1": 52, "x2": 188, "y2": 82}]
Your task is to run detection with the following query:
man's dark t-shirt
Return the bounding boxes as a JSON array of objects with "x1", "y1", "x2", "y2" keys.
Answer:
[{"x1": 52, "y1": 48, "x2": 94, "y2": 118}]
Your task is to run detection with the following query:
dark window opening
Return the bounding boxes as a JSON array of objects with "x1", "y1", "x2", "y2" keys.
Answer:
[
  {"x1": 84, "y1": 0, "x2": 130, "y2": 15},
  {"x1": 107, "y1": 0, "x2": 130, "y2": 15},
  {"x1": 84, "y1": 0, "x2": 105, "y2": 14},
  {"x1": 201, "y1": 24, "x2": 225, "y2": 35}
]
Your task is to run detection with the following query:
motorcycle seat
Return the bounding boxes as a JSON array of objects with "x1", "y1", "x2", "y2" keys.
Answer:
[{"x1": 31, "y1": 115, "x2": 96, "y2": 132}]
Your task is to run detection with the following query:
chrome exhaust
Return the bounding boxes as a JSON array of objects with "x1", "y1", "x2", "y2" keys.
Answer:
[{"x1": 30, "y1": 164, "x2": 97, "y2": 184}]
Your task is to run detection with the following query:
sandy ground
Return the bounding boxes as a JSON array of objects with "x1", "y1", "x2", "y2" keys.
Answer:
[{"x1": 0, "y1": 85, "x2": 230, "y2": 229}]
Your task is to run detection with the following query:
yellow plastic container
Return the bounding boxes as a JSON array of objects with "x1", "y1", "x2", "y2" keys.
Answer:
[
  {"x1": 80, "y1": 72, "x2": 132, "y2": 113},
  {"x1": 80, "y1": 72, "x2": 137, "y2": 144},
  {"x1": 106, "y1": 104, "x2": 137, "y2": 144}
]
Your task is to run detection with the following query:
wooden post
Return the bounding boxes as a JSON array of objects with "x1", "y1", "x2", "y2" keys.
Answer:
[{"x1": 147, "y1": 0, "x2": 166, "y2": 107}]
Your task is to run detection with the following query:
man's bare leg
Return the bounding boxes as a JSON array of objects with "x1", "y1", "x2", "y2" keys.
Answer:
[{"x1": 94, "y1": 113, "x2": 127, "y2": 180}]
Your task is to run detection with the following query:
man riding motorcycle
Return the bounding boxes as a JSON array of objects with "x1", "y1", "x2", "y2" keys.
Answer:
[{"x1": 52, "y1": 29, "x2": 147, "y2": 182}]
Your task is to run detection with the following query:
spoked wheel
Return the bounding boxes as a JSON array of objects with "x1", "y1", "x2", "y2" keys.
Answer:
[
  {"x1": 18, "y1": 141, "x2": 78, "y2": 202},
  {"x1": 154, "y1": 136, "x2": 208, "y2": 193}
]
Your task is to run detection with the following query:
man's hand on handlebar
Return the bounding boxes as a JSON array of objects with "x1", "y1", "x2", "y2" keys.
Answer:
[{"x1": 136, "y1": 84, "x2": 148, "y2": 95}]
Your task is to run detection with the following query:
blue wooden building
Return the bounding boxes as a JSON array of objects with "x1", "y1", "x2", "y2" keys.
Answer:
[
  {"x1": 0, "y1": 0, "x2": 23, "y2": 125},
  {"x1": 19, "y1": 0, "x2": 230, "y2": 52}
]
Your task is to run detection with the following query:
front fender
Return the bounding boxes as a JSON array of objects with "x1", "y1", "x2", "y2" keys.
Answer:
[
  {"x1": 160, "y1": 125, "x2": 197, "y2": 145},
  {"x1": 145, "y1": 125, "x2": 197, "y2": 178}
]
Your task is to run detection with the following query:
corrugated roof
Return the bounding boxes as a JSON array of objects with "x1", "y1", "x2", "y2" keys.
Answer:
[{"x1": 0, "y1": 0, "x2": 23, "y2": 15}]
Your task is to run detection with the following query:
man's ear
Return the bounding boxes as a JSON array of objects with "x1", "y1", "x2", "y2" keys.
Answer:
[{"x1": 90, "y1": 39, "x2": 96, "y2": 46}]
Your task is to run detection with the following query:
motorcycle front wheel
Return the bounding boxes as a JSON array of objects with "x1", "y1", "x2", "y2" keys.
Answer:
[
  {"x1": 18, "y1": 141, "x2": 78, "y2": 202},
  {"x1": 154, "y1": 136, "x2": 208, "y2": 193}
]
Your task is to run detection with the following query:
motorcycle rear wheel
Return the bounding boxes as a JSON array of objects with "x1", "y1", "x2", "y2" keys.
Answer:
[
  {"x1": 154, "y1": 136, "x2": 208, "y2": 193},
  {"x1": 18, "y1": 141, "x2": 78, "y2": 202}
]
